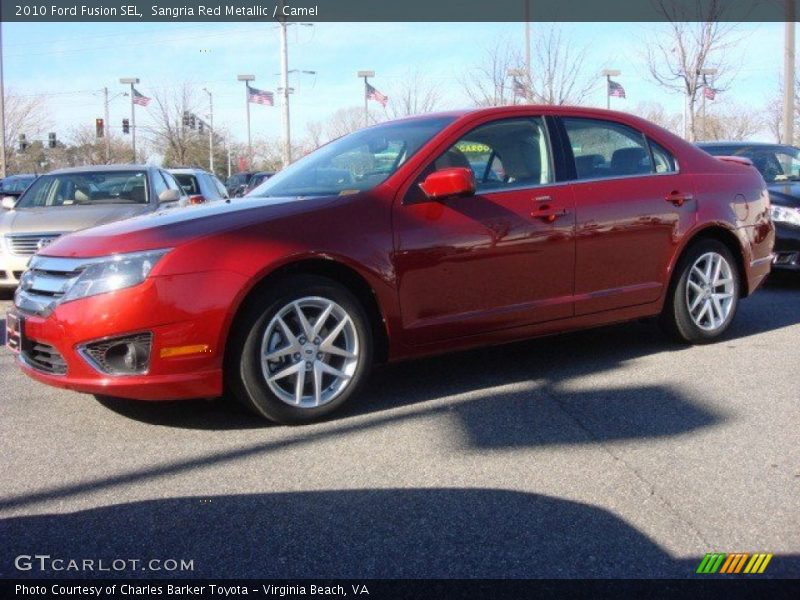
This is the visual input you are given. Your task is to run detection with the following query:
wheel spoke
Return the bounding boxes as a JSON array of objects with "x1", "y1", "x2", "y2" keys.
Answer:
[
  {"x1": 276, "y1": 316, "x2": 296, "y2": 344},
  {"x1": 704, "y1": 255, "x2": 715, "y2": 281},
  {"x1": 264, "y1": 344, "x2": 297, "y2": 361},
  {"x1": 689, "y1": 292, "x2": 704, "y2": 312},
  {"x1": 687, "y1": 279, "x2": 703, "y2": 293},
  {"x1": 313, "y1": 362, "x2": 324, "y2": 407},
  {"x1": 711, "y1": 255, "x2": 722, "y2": 285},
  {"x1": 320, "y1": 316, "x2": 350, "y2": 351},
  {"x1": 312, "y1": 302, "x2": 334, "y2": 338},
  {"x1": 318, "y1": 361, "x2": 351, "y2": 381},
  {"x1": 695, "y1": 300, "x2": 710, "y2": 323},
  {"x1": 324, "y1": 345, "x2": 356, "y2": 359},
  {"x1": 294, "y1": 302, "x2": 314, "y2": 338},
  {"x1": 267, "y1": 361, "x2": 303, "y2": 383},
  {"x1": 294, "y1": 366, "x2": 306, "y2": 404},
  {"x1": 711, "y1": 296, "x2": 723, "y2": 325},
  {"x1": 691, "y1": 265, "x2": 708, "y2": 284},
  {"x1": 714, "y1": 292, "x2": 733, "y2": 300}
]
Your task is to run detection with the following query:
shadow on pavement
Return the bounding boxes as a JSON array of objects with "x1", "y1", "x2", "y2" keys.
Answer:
[{"x1": 4, "y1": 488, "x2": 781, "y2": 579}]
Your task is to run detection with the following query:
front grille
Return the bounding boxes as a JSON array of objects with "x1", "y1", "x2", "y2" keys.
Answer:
[
  {"x1": 14, "y1": 256, "x2": 89, "y2": 316},
  {"x1": 23, "y1": 341, "x2": 67, "y2": 375},
  {"x1": 6, "y1": 233, "x2": 62, "y2": 256}
]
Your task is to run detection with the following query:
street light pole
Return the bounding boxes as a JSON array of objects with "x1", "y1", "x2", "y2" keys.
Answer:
[
  {"x1": 237, "y1": 74, "x2": 255, "y2": 168},
  {"x1": 203, "y1": 88, "x2": 214, "y2": 173},
  {"x1": 103, "y1": 87, "x2": 111, "y2": 163},
  {"x1": 784, "y1": 1, "x2": 796, "y2": 145},
  {"x1": 524, "y1": 0, "x2": 531, "y2": 103},
  {"x1": 279, "y1": 18, "x2": 292, "y2": 167},
  {"x1": 699, "y1": 68, "x2": 717, "y2": 141},
  {"x1": 357, "y1": 70, "x2": 375, "y2": 128},
  {"x1": 119, "y1": 77, "x2": 139, "y2": 162}
]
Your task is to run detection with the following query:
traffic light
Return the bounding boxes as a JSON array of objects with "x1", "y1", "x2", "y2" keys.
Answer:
[
  {"x1": 198, "y1": 120, "x2": 204, "y2": 134},
  {"x1": 122, "y1": 118, "x2": 130, "y2": 134},
  {"x1": 48, "y1": 132, "x2": 57, "y2": 149},
  {"x1": 182, "y1": 111, "x2": 191, "y2": 128},
  {"x1": 96, "y1": 118, "x2": 105, "y2": 138},
  {"x1": 189, "y1": 114, "x2": 196, "y2": 129},
  {"x1": 18, "y1": 134, "x2": 27, "y2": 152}
]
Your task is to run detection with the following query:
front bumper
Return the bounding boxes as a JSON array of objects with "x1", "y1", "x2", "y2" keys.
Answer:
[
  {"x1": 0, "y1": 253, "x2": 29, "y2": 288},
  {"x1": 773, "y1": 223, "x2": 800, "y2": 271},
  {"x1": 6, "y1": 270, "x2": 246, "y2": 400}
]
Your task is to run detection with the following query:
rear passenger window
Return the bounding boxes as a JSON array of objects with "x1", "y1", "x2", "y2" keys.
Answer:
[
  {"x1": 563, "y1": 118, "x2": 653, "y2": 180},
  {"x1": 650, "y1": 141, "x2": 677, "y2": 173}
]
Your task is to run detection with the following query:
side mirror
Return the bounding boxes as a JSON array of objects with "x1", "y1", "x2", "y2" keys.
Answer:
[
  {"x1": 1, "y1": 196, "x2": 16, "y2": 210},
  {"x1": 234, "y1": 184, "x2": 248, "y2": 197},
  {"x1": 419, "y1": 167, "x2": 476, "y2": 200},
  {"x1": 158, "y1": 189, "x2": 181, "y2": 204}
]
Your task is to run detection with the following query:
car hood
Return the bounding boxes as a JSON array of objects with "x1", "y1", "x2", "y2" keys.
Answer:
[
  {"x1": 0, "y1": 204, "x2": 151, "y2": 236},
  {"x1": 38, "y1": 195, "x2": 339, "y2": 258},
  {"x1": 768, "y1": 181, "x2": 800, "y2": 207}
]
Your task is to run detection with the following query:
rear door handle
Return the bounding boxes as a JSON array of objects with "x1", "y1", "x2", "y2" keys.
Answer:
[{"x1": 666, "y1": 191, "x2": 693, "y2": 207}]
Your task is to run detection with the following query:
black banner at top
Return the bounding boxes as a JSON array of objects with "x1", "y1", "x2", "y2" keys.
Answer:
[{"x1": 0, "y1": 0, "x2": 797, "y2": 23}]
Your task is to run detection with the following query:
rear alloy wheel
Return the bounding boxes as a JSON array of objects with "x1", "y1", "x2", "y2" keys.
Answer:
[
  {"x1": 661, "y1": 239, "x2": 740, "y2": 344},
  {"x1": 228, "y1": 276, "x2": 372, "y2": 424}
]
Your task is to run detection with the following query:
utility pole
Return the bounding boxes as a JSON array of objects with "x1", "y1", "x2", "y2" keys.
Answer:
[
  {"x1": 227, "y1": 143, "x2": 232, "y2": 179},
  {"x1": 357, "y1": 71, "x2": 375, "y2": 128},
  {"x1": 103, "y1": 87, "x2": 111, "y2": 163},
  {"x1": 0, "y1": 22, "x2": 6, "y2": 178},
  {"x1": 279, "y1": 18, "x2": 292, "y2": 167},
  {"x1": 119, "y1": 77, "x2": 139, "y2": 162},
  {"x1": 237, "y1": 74, "x2": 255, "y2": 168},
  {"x1": 784, "y1": 0, "x2": 796, "y2": 145},
  {"x1": 203, "y1": 88, "x2": 214, "y2": 174}
]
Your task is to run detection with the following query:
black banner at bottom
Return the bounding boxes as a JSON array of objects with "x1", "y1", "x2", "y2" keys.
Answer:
[{"x1": 3, "y1": 579, "x2": 800, "y2": 600}]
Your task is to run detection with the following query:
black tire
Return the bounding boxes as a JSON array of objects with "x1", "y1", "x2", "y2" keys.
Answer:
[
  {"x1": 660, "y1": 239, "x2": 741, "y2": 344},
  {"x1": 226, "y1": 274, "x2": 373, "y2": 424}
]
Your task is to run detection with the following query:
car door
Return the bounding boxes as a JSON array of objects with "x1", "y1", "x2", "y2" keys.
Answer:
[
  {"x1": 558, "y1": 117, "x2": 696, "y2": 315},
  {"x1": 394, "y1": 116, "x2": 576, "y2": 346}
]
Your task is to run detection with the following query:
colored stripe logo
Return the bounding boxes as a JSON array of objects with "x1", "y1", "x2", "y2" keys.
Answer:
[{"x1": 696, "y1": 553, "x2": 773, "y2": 574}]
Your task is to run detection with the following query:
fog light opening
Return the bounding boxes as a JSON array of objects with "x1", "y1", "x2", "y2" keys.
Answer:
[{"x1": 80, "y1": 332, "x2": 153, "y2": 375}]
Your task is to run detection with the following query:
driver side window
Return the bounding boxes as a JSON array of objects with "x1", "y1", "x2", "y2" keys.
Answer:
[{"x1": 434, "y1": 117, "x2": 552, "y2": 193}]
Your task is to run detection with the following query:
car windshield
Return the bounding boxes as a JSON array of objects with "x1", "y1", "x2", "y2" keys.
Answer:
[
  {"x1": 703, "y1": 144, "x2": 800, "y2": 183},
  {"x1": 16, "y1": 171, "x2": 149, "y2": 208},
  {"x1": 249, "y1": 116, "x2": 456, "y2": 198},
  {"x1": 1, "y1": 176, "x2": 36, "y2": 193}
]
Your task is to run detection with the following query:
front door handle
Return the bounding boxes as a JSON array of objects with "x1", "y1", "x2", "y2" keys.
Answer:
[
  {"x1": 666, "y1": 191, "x2": 694, "y2": 207},
  {"x1": 532, "y1": 205, "x2": 570, "y2": 223}
]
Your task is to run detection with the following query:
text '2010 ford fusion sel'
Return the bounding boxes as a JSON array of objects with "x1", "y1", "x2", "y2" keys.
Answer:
[{"x1": 6, "y1": 106, "x2": 774, "y2": 424}]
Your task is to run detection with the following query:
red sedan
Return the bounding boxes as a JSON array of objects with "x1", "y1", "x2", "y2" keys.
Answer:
[{"x1": 7, "y1": 106, "x2": 774, "y2": 423}]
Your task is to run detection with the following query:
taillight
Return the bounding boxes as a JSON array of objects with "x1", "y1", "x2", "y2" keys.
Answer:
[{"x1": 189, "y1": 194, "x2": 205, "y2": 205}]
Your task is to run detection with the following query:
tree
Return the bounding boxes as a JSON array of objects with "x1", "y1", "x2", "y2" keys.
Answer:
[
  {"x1": 143, "y1": 83, "x2": 206, "y2": 167},
  {"x1": 700, "y1": 103, "x2": 763, "y2": 141},
  {"x1": 3, "y1": 91, "x2": 49, "y2": 174},
  {"x1": 386, "y1": 69, "x2": 443, "y2": 119},
  {"x1": 67, "y1": 124, "x2": 133, "y2": 166},
  {"x1": 644, "y1": 0, "x2": 739, "y2": 141},
  {"x1": 460, "y1": 38, "x2": 522, "y2": 107},
  {"x1": 765, "y1": 76, "x2": 800, "y2": 144},
  {"x1": 525, "y1": 24, "x2": 597, "y2": 105},
  {"x1": 630, "y1": 101, "x2": 683, "y2": 136}
]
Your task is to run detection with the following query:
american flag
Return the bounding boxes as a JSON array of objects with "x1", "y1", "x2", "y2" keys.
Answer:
[
  {"x1": 703, "y1": 86, "x2": 717, "y2": 100},
  {"x1": 248, "y1": 85, "x2": 274, "y2": 106},
  {"x1": 608, "y1": 79, "x2": 626, "y2": 98},
  {"x1": 365, "y1": 82, "x2": 388, "y2": 107},
  {"x1": 132, "y1": 88, "x2": 151, "y2": 107},
  {"x1": 512, "y1": 77, "x2": 528, "y2": 98}
]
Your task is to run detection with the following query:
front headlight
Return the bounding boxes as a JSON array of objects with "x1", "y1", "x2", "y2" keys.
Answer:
[
  {"x1": 20, "y1": 249, "x2": 170, "y2": 305},
  {"x1": 770, "y1": 205, "x2": 800, "y2": 227}
]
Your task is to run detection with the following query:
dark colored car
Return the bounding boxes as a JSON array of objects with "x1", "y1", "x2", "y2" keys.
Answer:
[
  {"x1": 169, "y1": 168, "x2": 229, "y2": 204},
  {"x1": 8, "y1": 106, "x2": 773, "y2": 424},
  {"x1": 0, "y1": 174, "x2": 38, "y2": 200},
  {"x1": 698, "y1": 142, "x2": 800, "y2": 271},
  {"x1": 243, "y1": 171, "x2": 276, "y2": 195},
  {"x1": 225, "y1": 171, "x2": 256, "y2": 198}
]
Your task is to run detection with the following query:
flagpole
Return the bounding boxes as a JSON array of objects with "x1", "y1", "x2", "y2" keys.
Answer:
[
  {"x1": 237, "y1": 75, "x2": 255, "y2": 168},
  {"x1": 103, "y1": 87, "x2": 111, "y2": 163},
  {"x1": 606, "y1": 75, "x2": 610, "y2": 110},
  {"x1": 357, "y1": 71, "x2": 375, "y2": 128}
]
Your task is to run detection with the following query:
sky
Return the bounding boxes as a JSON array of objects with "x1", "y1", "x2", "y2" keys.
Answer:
[{"x1": 0, "y1": 20, "x2": 790, "y2": 155}]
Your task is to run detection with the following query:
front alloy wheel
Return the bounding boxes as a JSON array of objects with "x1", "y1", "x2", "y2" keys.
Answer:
[
  {"x1": 228, "y1": 275, "x2": 372, "y2": 424},
  {"x1": 685, "y1": 252, "x2": 736, "y2": 332}
]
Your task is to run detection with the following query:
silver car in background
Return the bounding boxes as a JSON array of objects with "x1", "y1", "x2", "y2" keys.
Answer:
[{"x1": 0, "y1": 165, "x2": 188, "y2": 289}]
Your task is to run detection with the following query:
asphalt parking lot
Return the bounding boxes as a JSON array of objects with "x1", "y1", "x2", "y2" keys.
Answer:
[{"x1": 0, "y1": 278, "x2": 798, "y2": 580}]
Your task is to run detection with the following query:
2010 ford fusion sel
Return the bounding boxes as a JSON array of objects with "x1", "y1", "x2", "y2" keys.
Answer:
[{"x1": 6, "y1": 106, "x2": 775, "y2": 423}]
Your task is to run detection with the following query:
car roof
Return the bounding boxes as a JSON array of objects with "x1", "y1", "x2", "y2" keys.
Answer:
[
  {"x1": 168, "y1": 168, "x2": 210, "y2": 175},
  {"x1": 697, "y1": 141, "x2": 791, "y2": 148},
  {"x1": 48, "y1": 164, "x2": 156, "y2": 175}
]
